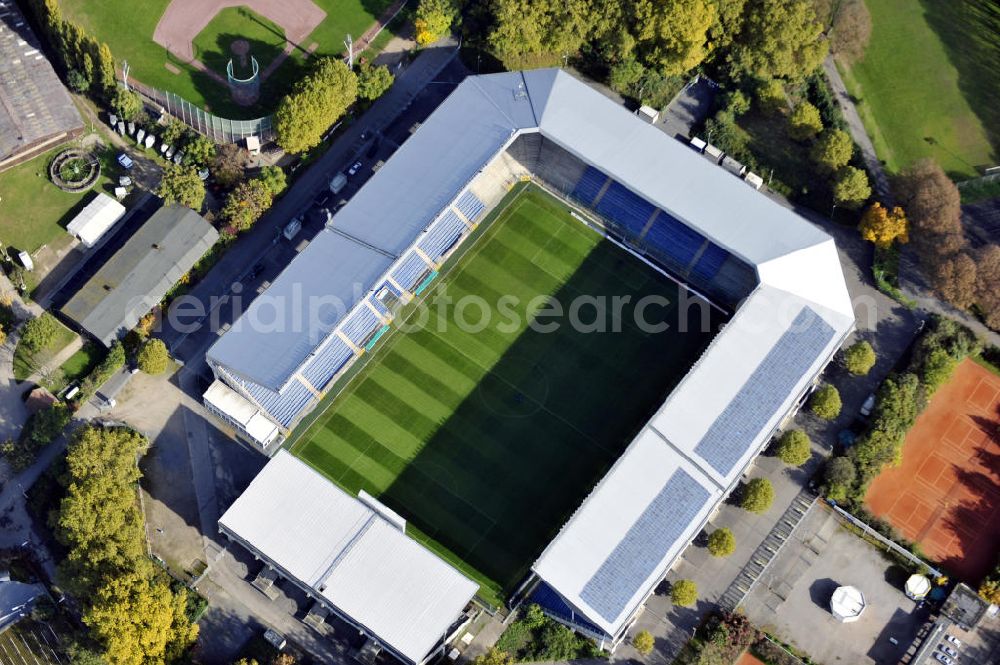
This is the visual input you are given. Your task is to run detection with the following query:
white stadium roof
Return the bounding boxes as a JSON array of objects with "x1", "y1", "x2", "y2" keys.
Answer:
[
  {"x1": 219, "y1": 451, "x2": 477, "y2": 665},
  {"x1": 209, "y1": 69, "x2": 855, "y2": 645}
]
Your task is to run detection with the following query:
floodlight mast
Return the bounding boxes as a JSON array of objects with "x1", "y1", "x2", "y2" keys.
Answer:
[
  {"x1": 122, "y1": 60, "x2": 130, "y2": 91},
  {"x1": 344, "y1": 35, "x2": 354, "y2": 68}
]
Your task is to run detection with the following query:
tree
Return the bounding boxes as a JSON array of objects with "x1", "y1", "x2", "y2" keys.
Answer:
[
  {"x1": 775, "y1": 429, "x2": 811, "y2": 465},
  {"x1": 859, "y1": 202, "x2": 908, "y2": 248},
  {"x1": 705, "y1": 109, "x2": 749, "y2": 160},
  {"x1": 810, "y1": 384, "x2": 841, "y2": 419},
  {"x1": 19, "y1": 312, "x2": 60, "y2": 353},
  {"x1": 824, "y1": 455, "x2": 856, "y2": 487},
  {"x1": 740, "y1": 478, "x2": 774, "y2": 513},
  {"x1": 415, "y1": 0, "x2": 458, "y2": 46},
  {"x1": 707, "y1": 527, "x2": 737, "y2": 557},
  {"x1": 632, "y1": 630, "x2": 654, "y2": 655},
  {"x1": 275, "y1": 58, "x2": 358, "y2": 154},
  {"x1": 83, "y1": 573, "x2": 176, "y2": 665},
  {"x1": 156, "y1": 165, "x2": 205, "y2": 210},
  {"x1": 975, "y1": 244, "x2": 1000, "y2": 330},
  {"x1": 830, "y1": 0, "x2": 871, "y2": 63},
  {"x1": 357, "y1": 62, "x2": 394, "y2": 101},
  {"x1": 111, "y1": 88, "x2": 141, "y2": 121},
  {"x1": 136, "y1": 339, "x2": 168, "y2": 374},
  {"x1": 920, "y1": 347, "x2": 957, "y2": 393},
  {"x1": 211, "y1": 143, "x2": 247, "y2": 188},
  {"x1": 221, "y1": 179, "x2": 274, "y2": 232},
  {"x1": 810, "y1": 128, "x2": 853, "y2": 172},
  {"x1": 160, "y1": 119, "x2": 185, "y2": 146},
  {"x1": 488, "y1": 0, "x2": 592, "y2": 69},
  {"x1": 609, "y1": 58, "x2": 646, "y2": 98},
  {"x1": 638, "y1": 0, "x2": 717, "y2": 76},
  {"x1": 788, "y1": 102, "x2": 823, "y2": 141},
  {"x1": 670, "y1": 579, "x2": 697, "y2": 606},
  {"x1": 756, "y1": 78, "x2": 787, "y2": 113},
  {"x1": 729, "y1": 0, "x2": 827, "y2": 80},
  {"x1": 843, "y1": 340, "x2": 876, "y2": 375},
  {"x1": 472, "y1": 648, "x2": 512, "y2": 665},
  {"x1": 257, "y1": 166, "x2": 287, "y2": 197},
  {"x1": 67, "y1": 68, "x2": 90, "y2": 92},
  {"x1": 833, "y1": 165, "x2": 871, "y2": 209},
  {"x1": 184, "y1": 135, "x2": 216, "y2": 168},
  {"x1": 931, "y1": 251, "x2": 978, "y2": 310},
  {"x1": 96, "y1": 42, "x2": 116, "y2": 97},
  {"x1": 894, "y1": 159, "x2": 963, "y2": 265}
]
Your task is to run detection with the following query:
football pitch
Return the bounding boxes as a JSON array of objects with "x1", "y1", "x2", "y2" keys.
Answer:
[{"x1": 290, "y1": 186, "x2": 725, "y2": 604}]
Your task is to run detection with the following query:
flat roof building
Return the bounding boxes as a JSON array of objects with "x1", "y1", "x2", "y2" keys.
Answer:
[
  {"x1": 219, "y1": 451, "x2": 478, "y2": 665},
  {"x1": 66, "y1": 193, "x2": 126, "y2": 248},
  {"x1": 61, "y1": 205, "x2": 217, "y2": 346},
  {"x1": 0, "y1": 0, "x2": 84, "y2": 171}
]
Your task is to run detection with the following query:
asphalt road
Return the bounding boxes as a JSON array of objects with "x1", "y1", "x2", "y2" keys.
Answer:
[{"x1": 158, "y1": 50, "x2": 469, "y2": 380}]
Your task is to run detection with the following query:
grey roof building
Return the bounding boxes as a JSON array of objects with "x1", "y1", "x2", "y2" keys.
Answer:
[
  {"x1": 0, "y1": 0, "x2": 84, "y2": 171},
  {"x1": 62, "y1": 205, "x2": 218, "y2": 346}
]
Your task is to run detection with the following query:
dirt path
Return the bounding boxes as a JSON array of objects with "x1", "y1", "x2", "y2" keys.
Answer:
[{"x1": 152, "y1": 0, "x2": 326, "y2": 63}]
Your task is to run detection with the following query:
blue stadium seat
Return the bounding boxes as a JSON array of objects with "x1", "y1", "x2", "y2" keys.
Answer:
[
  {"x1": 571, "y1": 166, "x2": 609, "y2": 206},
  {"x1": 419, "y1": 210, "x2": 467, "y2": 260},
  {"x1": 341, "y1": 306, "x2": 381, "y2": 347},
  {"x1": 456, "y1": 190, "x2": 486, "y2": 222},
  {"x1": 301, "y1": 336, "x2": 355, "y2": 392},
  {"x1": 391, "y1": 252, "x2": 431, "y2": 291},
  {"x1": 595, "y1": 182, "x2": 657, "y2": 238},
  {"x1": 690, "y1": 242, "x2": 730, "y2": 284},
  {"x1": 229, "y1": 371, "x2": 315, "y2": 428},
  {"x1": 643, "y1": 210, "x2": 708, "y2": 269}
]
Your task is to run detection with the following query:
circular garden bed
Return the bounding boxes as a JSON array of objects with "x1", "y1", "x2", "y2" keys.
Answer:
[{"x1": 49, "y1": 149, "x2": 100, "y2": 192}]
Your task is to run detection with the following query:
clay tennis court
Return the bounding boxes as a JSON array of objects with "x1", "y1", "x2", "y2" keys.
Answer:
[{"x1": 866, "y1": 358, "x2": 1000, "y2": 582}]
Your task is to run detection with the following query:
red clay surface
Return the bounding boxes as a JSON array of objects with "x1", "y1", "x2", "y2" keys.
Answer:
[
  {"x1": 735, "y1": 652, "x2": 767, "y2": 665},
  {"x1": 866, "y1": 358, "x2": 1000, "y2": 582}
]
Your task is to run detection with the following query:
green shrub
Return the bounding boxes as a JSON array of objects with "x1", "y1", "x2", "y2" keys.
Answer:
[
  {"x1": 824, "y1": 456, "x2": 857, "y2": 487},
  {"x1": 19, "y1": 313, "x2": 61, "y2": 353},
  {"x1": 740, "y1": 478, "x2": 774, "y2": 514},
  {"x1": 707, "y1": 528, "x2": 736, "y2": 557},
  {"x1": 79, "y1": 341, "x2": 126, "y2": 401},
  {"x1": 788, "y1": 102, "x2": 823, "y2": 141},
  {"x1": 810, "y1": 384, "x2": 842, "y2": 420},
  {"x1": 843, "y1": 341, "x2": 876, "y2": 376},
  {"x1": 137, "y1": 339, "x2": 169, "y2": 375},
  {"x1": 670, "y1": 579, "x2": 697, "y2": 606},
  {"x1": 4, "y1": 403, "x2": 72, "y2": 470},
  {"x1": 920, "y1": 347, "x2": 957, "y2": 393},
  {"x1": 775, "y1": 429, "x2": 811, "y2": 466}
]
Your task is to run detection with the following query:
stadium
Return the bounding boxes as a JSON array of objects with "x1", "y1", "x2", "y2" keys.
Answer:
[{"x1": 208, "y1": 69, "x2": 855, "y2": 662}]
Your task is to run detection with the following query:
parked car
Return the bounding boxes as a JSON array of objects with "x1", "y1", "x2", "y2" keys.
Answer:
[
  {"x1": 347, "y1": 160, "x2": 362, "y2": 176},
  {"x1": 934, "y1": 653, "x2": 953, "y2": 665},
  {"x1": 860, "y1": 393, "x2": 876, "y2": 417},
  {"x1": 283, "y1": 217, "x2": 302, "y2": 241},
  {"x1": 116, "y1": 153, "x2": 134, "y2": 169},
  {"x1": 939, "y1": 644, "x2": 958, "y2": 658},
  {"x1": 945, "y1": 635, "x2": 962, "y2": 648}
]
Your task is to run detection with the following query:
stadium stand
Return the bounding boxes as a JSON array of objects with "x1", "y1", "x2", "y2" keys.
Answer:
[
  {"x1": 642, "y1": 211, "x2": 707, "y2": 273},
  {"x1": 530, "y1": 582, "x2": 606, "y2": 638},
  {"x1": 392, "y1": 252, "x2": 433, "y2": 292},
  {"x1": 570, "y1": 166, "x2": 609, "y2": 207},
  {"x1": 456, "y1": 191, "x2": 486, "y2": 222},
  {"x1": 341, "y1": 305, "x2": 382, "y2": 347},
  {"x1": 419, "y1": 210, "x2": 468, "y2": 261},
  {"x1": 689, "y1": 242, "x2": 731, "y2": 284},
  {"x1": 594, "y1": 182, "x2": 658, "y2": 239},
  {"x1": 224, "y1": 369, "x2": 315, "y2": 428},
  {"x1": 301, "y1": 337, "x2": 355, "y2": 392}
]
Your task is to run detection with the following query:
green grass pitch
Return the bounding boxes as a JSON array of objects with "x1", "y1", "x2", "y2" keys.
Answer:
[
  {"x1": 289, "y1": 186, "x2": 725, "y2": 605},
  {"x1": 838, "y1": 0, "x2": 998, "y2": 178}
]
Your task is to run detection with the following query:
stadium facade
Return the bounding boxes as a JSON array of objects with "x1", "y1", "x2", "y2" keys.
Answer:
[{"x1": 207, "y1": 69, "x2": 854, "y2": 656}]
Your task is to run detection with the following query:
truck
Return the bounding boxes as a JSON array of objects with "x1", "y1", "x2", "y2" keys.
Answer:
[
  {"x1": 283, "y1": 217, "x2": 302, "y2": 241},
  {"x1": 329, "y1": 172, "x2": 348, "y2": 194}
]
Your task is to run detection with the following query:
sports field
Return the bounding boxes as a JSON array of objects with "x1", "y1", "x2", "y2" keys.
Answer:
[
  {"x1": 290, "y1": 187, "x2": 725, "y2": 603},
  {"x1": 838, "y1": 0, "x2": 998, "y2": 178},
  {"x1": 865, "y1": 358, "x2": 1000, "y2": 582},
  {"x1": 60, "y1": 0, "x2": 395, "y2": 118}
]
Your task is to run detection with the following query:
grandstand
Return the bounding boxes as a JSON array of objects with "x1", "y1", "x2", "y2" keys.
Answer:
[{"x1": 205, "y1": 69, "x2": 854, "y2": 655}]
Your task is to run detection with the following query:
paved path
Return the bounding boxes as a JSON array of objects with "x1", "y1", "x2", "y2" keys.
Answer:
[{"x1": 823, "y1": 56, "x2": 891, "y2": 202}]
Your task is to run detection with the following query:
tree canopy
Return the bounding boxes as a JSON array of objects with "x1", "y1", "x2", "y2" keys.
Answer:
[
  {"x1": 729, "y1": 0, "x2": 827, "y2": 80},
  {"x1": 358, "y1": 62, "x2": 395, "y2": 101},
  {"x1": 415, "y1": 0, "x2": 458, "y2": 46},
  {"x1": 811, "y1": 128, "x2": 853, "y2": 172},
  {"x1": 740, "y1": 477, "x2": 774, "y2": 513},
  {"x1": 137, "y1": 339, "x2": 169, "y2": 374},
  {"x1": 156, "y1": 165, "x2": 205, "y2": 210},
  {"x1": 833, "y1": 165, "x2": 871, "y2": 208},
  {"x1": 275, "y1": 58, "x2": 358, "y2": 154},
  {"x1": 221, "y1": 179, "x2": 274, "y2": 233},
  {"x1": 707, "y1": 527, "x2": 737, "y2": 556},
  {"x1": 670, "y1": 579, "x2": 698, "y2": 606},
  {"x1": 775, "y1": 429, "x2": 811, "y2": 466},
  {"x1": 632, "y1": 630, "x2": 654, "y2": 655},
  {"x1": 843, "y1": 340, "x2": 876, "y2": 375},
  {"x1": 810, "y1": 384, "x2": 842, "y2": 420},
  {"x1": 859, "y1": 202, "x2": 908, "y2": 249},
  {"x1": 788, "y1": 101, "x2": 823, "y2": 141}
]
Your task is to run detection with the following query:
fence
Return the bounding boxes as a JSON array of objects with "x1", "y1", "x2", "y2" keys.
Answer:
[
  {"x1": 828, "y1": 502, "x2": 944, "y2": 577},
  {"x1": 957, "y1": 170, "x2": 1000, "y2": 190},
  {"x1": 126, "y1": 79, "x2": 274, "y2": 144}
]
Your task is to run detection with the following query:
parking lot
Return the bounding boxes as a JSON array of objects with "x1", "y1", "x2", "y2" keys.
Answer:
[{"x1": 741, "y1": 503, "x2": 929, "y2": 664}]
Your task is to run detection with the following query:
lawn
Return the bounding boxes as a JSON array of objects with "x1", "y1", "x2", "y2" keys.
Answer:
[
  {"x1": 192, "y1": 8, "x2": 289, "y2": 79},
  {"x1": 13, "y1": 316, "x2": 78, "y2": 381},
  {"x1": 43, "y1": 342, "x2": 103, "y2": 393},
  {"x1": 61, "y1": 0, "x2": 397, "y2": 119},
  {"x1": 289, "y1": 187, "x2": 724, "y2": 604},
  {"x1": 838, "y1": 0, "x2": 998, "y2": 178}
]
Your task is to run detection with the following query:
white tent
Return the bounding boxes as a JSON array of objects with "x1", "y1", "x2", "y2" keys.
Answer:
[
  {"x1": 65, "y1": 193, "x2": 126, "y2": 248},
  {"x1": 830, "y1": 585, "x2": 866, "y2": 623},
  {"x1": 905, "y1": 574, "x2": 931, "y2": 600}
]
